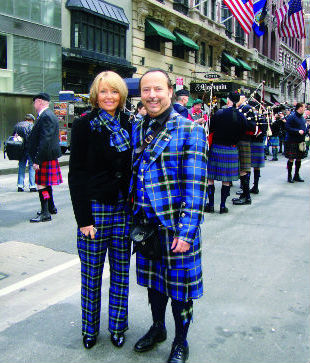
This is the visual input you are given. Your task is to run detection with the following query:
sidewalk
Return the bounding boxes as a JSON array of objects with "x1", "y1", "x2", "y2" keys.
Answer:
[{"x1": 0, "y1": 150, "x2": 70, "y2": 176}]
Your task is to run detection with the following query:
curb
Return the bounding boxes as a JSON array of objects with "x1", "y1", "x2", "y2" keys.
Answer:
[{"x1": 0, "y1": 160, "x2": 69, "y2": 176}]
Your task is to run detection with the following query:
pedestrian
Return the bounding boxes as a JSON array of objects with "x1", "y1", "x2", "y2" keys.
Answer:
[
  {"x1": 284, "y1": 102, "x2": 308, "y2": 183},
  {"x1": 173, "y1": 89, "x2": 189, "y2": 118},
  {"x1": 278, "y1": 111, "x2": 286, "y2": 153},
  {"x1": 130, "y1": 68, "x2": 207, "y2": 363},
  {"x1": 205, "y1": 91, "x2": 247, "y2": 214},
  {"x1": 232, "y1": 93, "x2": 256, "y2": 206},
  {"x1": 135, "y1": 101, "x2": 147, "y2": 121},
  {"x1": 188, "y1": 99, "x2": 208, "y2": 126},
  {"x1": 68, "y1": 71, "x2": 132, "y2": 350},
  {"x1": 249, "y1": 110, "x2": 267, "y2": 195},
  {"x1": 12, "y1": 113, "x2": 37, "y2": 192},
  {"x1": 28, "y1": 93, "x2": 62, "y2": 222},
  {"x1": 268, "y1": 114, "x2": 282, "y2": 161}
]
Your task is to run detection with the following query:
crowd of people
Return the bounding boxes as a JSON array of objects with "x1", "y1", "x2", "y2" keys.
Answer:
[{"x1": 9, "y1": 68, "x2": 309, "y2": 363}]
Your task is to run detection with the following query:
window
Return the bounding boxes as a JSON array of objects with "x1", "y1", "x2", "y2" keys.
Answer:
[
  {"x1": 203, "y1": 0, "x2": 208, "y2": 16},
  {"x1": 200, "y1": 42, "x2": 206, "y2": 65},
  {"x1": 211, "y1": 0, "x2": 216, "y2": 20},
  {"x1": 222, "y1": 1, "x2": 232, "y2": 38},
  {"x1": 145, "y1": 36, "x2": 161, "y2": 52},
  {"x1": 71, "y1": 11, "x2": 127, "y2": 59},
  {"x1": 172, "y1": 44, "x2": 185, "y2": 59},
  {"x1": 173, "y1": 0, "x2": 189, "y2": 15},
  {"x1": 235, "y1": 22, "x2": 245, "y2": 45},
  {"x1": 208, "y1": 45, "x2": 213, "y2": 67},
  {"x1": 0, "y1": 34, "x2": 7, "y2": 69}
]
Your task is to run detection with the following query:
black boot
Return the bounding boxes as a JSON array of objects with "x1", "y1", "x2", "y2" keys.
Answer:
[
  {"x1": 30, "y1": 188, "x2": 52, "y2": 222},
  {"x1": 233, "y1": 175, "x2": 251, "y2": 205},
  {"x1": 293, "y1": 160, "x2": 304, "y2": 182},
  {"x1": 287, "y1": 160, "x2": 294, "y2": 183},
  {"x1": 37, "y1": 186, "x2": 57, "y2": 215},
  {"x1": 250, "y1": 169, "x2": 260, "y2": 194},
  {"x1": 205, "y1": 185, "x2": 215, "y2": 213},
  {"x1": 220, "y1": 185, "x2": 230, "y2": 213}
]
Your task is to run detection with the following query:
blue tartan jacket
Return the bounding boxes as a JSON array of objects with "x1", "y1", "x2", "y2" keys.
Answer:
[{"x1": 130, "y1": 110, "x2": 207, "y2": 245}]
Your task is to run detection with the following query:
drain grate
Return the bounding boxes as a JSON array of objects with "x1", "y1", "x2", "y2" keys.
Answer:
[{"x1": 0, "y1": 272, "x2": 8, "y2": 281}]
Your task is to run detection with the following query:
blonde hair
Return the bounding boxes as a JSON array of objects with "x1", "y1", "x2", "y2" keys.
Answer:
[{"x1": 89, "y1": 71, "x2": 128, "y2": 109}]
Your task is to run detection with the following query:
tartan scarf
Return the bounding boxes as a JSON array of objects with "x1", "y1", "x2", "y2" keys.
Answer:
[{"x1": 90, "y1": 109, "x2": 130, "y2": 152}]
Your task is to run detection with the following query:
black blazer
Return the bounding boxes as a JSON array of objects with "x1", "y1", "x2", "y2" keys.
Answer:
[
  {"x1": 68, "y1": 109, "x2": 132, "y2": 228},
  {"x1": 28, "y1": 108, "x2": 62, "y2": 164}
]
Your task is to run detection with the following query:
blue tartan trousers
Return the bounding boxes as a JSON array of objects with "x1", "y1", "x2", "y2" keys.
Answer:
[{"x1": 77, "y1": 198, "x2": 131, "y2": 337}]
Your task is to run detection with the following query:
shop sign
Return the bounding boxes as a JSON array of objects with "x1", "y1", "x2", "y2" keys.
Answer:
[
  {"x1": 190, "y1": 82, "x2": 232, "y2": 93},
  {"x1": 204, "y1": 73, "x2": 221, "y2": 79}
]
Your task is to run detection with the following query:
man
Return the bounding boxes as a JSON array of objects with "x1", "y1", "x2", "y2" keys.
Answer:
[
  {"x1": 232, "y1": 93, "x2": 256, "y2": 206},
  {"x1": 12, "y1": 114, "x2": 36, "y2": 192},
  {"x1": 28, "y1": 92, "x2": 62, "y2": 222},
  {"x1": 135, "y1": 101, "x2": 147, "y2": 121},
  {"x1": 130, "y1": 69, "x2": 207, "y2": 363},
  {"x1": 173, "y1": 89, "x2": 189, "y2": 118},
  {"x1": 284, "y1": 103, "x2": 308, "y2": 183},
  {"x1": 188, "y1": 99, "x2": 208, "y2": 126}
]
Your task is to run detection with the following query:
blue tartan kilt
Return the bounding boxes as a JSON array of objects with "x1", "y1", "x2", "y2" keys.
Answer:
[
  {"x1": 250, "y1": 142, "x2": 265, "y2": 168},
  {"x1": 136, "y1": 226, "x2": 203, "y2": 302},
  {"x1": 269, "y1": 136, "x2": 279, "y2": 147},
  {"x1": 207, "y1": 144, "x2": 239, "y2": 181}
]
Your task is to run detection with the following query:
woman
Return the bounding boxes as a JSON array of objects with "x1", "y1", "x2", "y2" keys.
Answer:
[
  {"x1": 284, "y1": 102, "x2": 307, "y2": 183},
  {"x1": 206, "y1": 91, "x2": 247, "y2": 214},
  {"x1": 68, "y1": 71, "x2": 132, "y2": 349}
]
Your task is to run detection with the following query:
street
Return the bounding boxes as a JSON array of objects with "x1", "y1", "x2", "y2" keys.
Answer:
[{"x1": 0, "y1": 154, "x2": 309, "y2": 363}]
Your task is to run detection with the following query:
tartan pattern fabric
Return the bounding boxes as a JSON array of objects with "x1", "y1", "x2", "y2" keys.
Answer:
[
  {"x1": 284, "y1": 142, "x2": 307, "y2": 160},
  {"x1": 130, "y1": 111, "x2": 207, "y2": 245},
  {"x1": 35, "y1": 160, "x2": 63, "y2": 185},
  {"x1": 237, "y1": 141, "x2": 251, "y2": 172},
  {"x1": 90, "y1": 109, "x2": 130, "y2": 152},
  {"x1": 207, "y1": 144, "x2": 239, "y2": 181},
  {"x1": 269, "y1": 136, "x2": 280, "y2": 147},
  {"x1": 136, "y1": 226, "x2": 203, "y2": 302},
  {"x1": 250, "y1": 142, "x2": 265, "y2": 168},
  {"x1": 77, "y1": 198, "x2": 131, "y2": 337}
]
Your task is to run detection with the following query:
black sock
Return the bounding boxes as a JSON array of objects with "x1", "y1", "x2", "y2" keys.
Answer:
[
  {"x1": 287, "y1": 160, "x2": 293, "y2": 176},
  {"x1": 207, "y1": 185, "x2": 215, "y2": 207},
  {"x1": 295, "y1": 160, "x2": 301, "y2": 175},
  {"x1": 171, "y1": 299, "x2": 193, "y2": 345},
  {"x1": 148, "y1": 288, "x2": 168, "y2": 325},
  {"x1": 220, "y1": 185, "x2": 230, "y2": 208},
  {"x1": 253, "y1": 169, "x2": 260, "y2": 189}
]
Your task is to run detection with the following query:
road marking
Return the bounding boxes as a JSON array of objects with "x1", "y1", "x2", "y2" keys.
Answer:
[{"x1": 0, "y1": 258, "x2": 79, "y2": 297}]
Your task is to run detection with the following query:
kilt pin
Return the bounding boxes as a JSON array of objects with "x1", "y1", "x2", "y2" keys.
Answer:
[
  {"x1": 77, "y1": 197, "x2": 131, "y2": 337},
  {"x1": 130, "y1": 111, "x2": 208, "y2": 306}
]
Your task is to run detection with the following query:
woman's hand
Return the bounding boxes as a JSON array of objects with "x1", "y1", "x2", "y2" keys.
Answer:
[
  {"x1": 171, "y1": 238, "x2": 190, "y2": 253},
  {"x1": 80, "y1": 225, "x2": 96, "y2": 239}
]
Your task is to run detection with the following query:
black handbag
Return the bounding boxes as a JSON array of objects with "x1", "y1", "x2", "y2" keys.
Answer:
[
  {"x1": 130, "y1": 223, "x2": 161, "y2": 260},
  {"x1": 4, "y1": 136, "x2": 25, "y2": 160}
]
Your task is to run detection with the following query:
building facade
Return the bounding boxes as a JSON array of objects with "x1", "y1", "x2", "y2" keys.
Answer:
[{"x1": 0, "y1": 0, "x2": 62, "y2": 142}]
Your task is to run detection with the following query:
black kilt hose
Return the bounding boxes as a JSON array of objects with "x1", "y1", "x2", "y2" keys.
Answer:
[{"x1": 284, "y1": 142, "x2": 307, "y2": 160}]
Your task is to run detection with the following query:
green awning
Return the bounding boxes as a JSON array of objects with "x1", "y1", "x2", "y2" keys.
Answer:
[
  {"x1": 222, "y1": 52, "x2": 239, "y2": 67},
  {"x1": 145, "y1": 20, "x2": 176, "y2": 42},
  {"x1": 236, "y1": 58, "x2": 252, "y2": 71},
  {"x1": 174, "y1": 32, "x2": 199, "y2": 51}
]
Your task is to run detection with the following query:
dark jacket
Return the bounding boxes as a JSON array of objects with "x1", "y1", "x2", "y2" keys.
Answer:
[
  {"x1": 210, "y1": 106, "x2": 248, "y2": 146},
  {"x1": 270, "y1": 118, "x2": 282, "y2": 138},
  {"x1": 173, "y1": 103, "x2": 189, "y2": 118},
  {"x1": 13, "y1": 121, "x2": 33, "y2": 154},
  {"x1": 28, "y1": 108, "x2": 62, "y2": 164},
  {"x1": 285, "y1": 111, "x2": 307, "y2": 143},
  {"x1": 68, "y1": 109, "x2": 132, "y2": 228},
  {"x1": 238, "y1": 103, "x2": 256, "y2": 141}
]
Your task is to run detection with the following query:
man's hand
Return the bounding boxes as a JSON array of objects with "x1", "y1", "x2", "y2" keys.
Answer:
[
  {"x1": 33, "y1": 163, "x2": 40, "y2": 170},
  {"x1": 299, "y1": 130, "x2": 304, "y2": 135},
  {"x1": 80, "y1": 225, "x2": 96, "y2": 240},
  {"x1": 171, "y1": 237, "x2": 190, "y2": 253}
]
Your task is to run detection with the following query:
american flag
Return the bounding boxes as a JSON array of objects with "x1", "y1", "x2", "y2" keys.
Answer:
[
  {"x1": 297, "y1": 58, "x2": 310, "y2": 80},
  {"x1": 223, "y1": 0, "x2": 254, "y2": 34},
  {"x1": 275, "y1": 0, "x2": 306, "y2": 38}
]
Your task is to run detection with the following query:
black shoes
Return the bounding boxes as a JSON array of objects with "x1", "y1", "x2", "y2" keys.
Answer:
[
  {"x1": 30, "y1": 213, "x2": 52, "y2": 223},
  {"x1": 18, "y1": 187, "x2": 24, "y2": 192},
  {"x1": 204, "y1": 204, "x2": 214, "y2": 213},
  {"x1": 167, "y1": 341, "x2": 189, "y2": 363},
  {"x1": 134, "y1": 322, "x2": 167, "y2": 352},
  {"x1": 232, "y1": 197, "x2": 251, "y2": 205},
  {"x1": 219, "y1": 206, "x2": 228, "y2": 214},
  {"x1": 30, "y1": 188, "x2": 37, "y2": 192},
  {"x1": 83, "y1": 335, "x2": 97, "y2": 349},
  {"x1": 111, "y1": 333, "x2": 125, "y2": 348},
  {"x1": 37, "y1": 207, "x2": 57, "y2": 215},
  {"x1": 287, "y1": 176, "x2": 294, "y2": 183},
  {"x1": 293, "y1": 174, "x2": 304, "y2": 182},
  {"x1": 249, "y1": 186, "x2": 259, "y2": 194}
]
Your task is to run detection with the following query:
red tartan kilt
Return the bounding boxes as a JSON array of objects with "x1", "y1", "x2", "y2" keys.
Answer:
[{"x1": 35, "y1": 160, "x2": 63, "y2": 186}]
